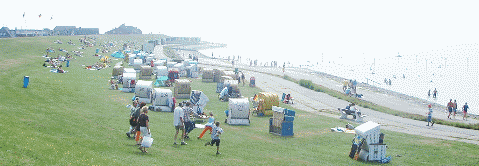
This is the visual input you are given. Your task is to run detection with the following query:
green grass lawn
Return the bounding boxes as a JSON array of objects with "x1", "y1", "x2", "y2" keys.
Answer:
[{"x1": 1, "y1": 35, "x2": 478, "y2": 165}]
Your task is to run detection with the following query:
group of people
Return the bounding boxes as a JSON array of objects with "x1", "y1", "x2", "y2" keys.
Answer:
[
  {"x1": 447, "y1": 99, "x2": 469, "y2": 120},
  {"x1": 43, "y1": 55, "x2": 72, "y2": 73},
  {"x1": 237, "y1": 72, "x2": 246, "y2": 86},
  {"x1": 427, "y1": 88, "x2": 438, "y2": 98},
  {"x1": 426, "y1": 100, "x2": 470, "y2": 127},
  {"x1": 384, "y1": 78, "x2": 392, "y2": 85},
  {"x1": 126, "y1": 100, "x2": 151, "y2": 152},
  {"x1": 173, "y1": 101, "x2": 224, "y2": 155},
  {"x1": 126, "y1": 99, "x2": 224, "y2": 154},
  {"x1": 85, "y1": 62, "x2": 108, "y2": 70},
  {"x1": 343, "y1": 79, "x2": 361, "y2": 98}
]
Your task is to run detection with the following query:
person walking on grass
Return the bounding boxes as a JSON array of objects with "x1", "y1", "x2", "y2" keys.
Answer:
[
  {"x1": 453, "y1": 100, "x2": 458, "y2": 119},
  {"x1": 138, "y1": 106, "x2": 150, "y2": 153},
  {"x1": 426, "y1": 104, "x2": 434, "y2": 126},
  {"x1": 127, "y1": 102, "x2": 146, "y2": 138},
  {"x1": 173, "y1": 103, "x2": 187, "y2": 145},
  {"x1": 205, "y1": 122, "x2": 224, "y2": 155},
  {"x1": 447, "y1": 99, "x2": 454, "y2": 119},
  {"x1": 241, "y1": 73, "x2": 245, "y2": 86},
  {"x1": 463, "y1": 102, "x2": 469, "y2": 120},
  {"x1": 198, "y1": 112, "x2": 215, "y2": 139},
  {"x1": 183, "y1": 102, "x2": 197, "y2": 140}
]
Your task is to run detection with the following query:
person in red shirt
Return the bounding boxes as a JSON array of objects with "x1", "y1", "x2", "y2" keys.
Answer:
[{"x1": 447, "y1": 99, "x2": 454, "y2": 119}]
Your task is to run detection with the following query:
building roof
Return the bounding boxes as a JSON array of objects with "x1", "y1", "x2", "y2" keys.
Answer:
[
  {"x1": 54, "y1": 26, "x2": 76, "y2": 31},
  {"x1": 0, "y1": 27, "x2": 14, "y2": 38}
]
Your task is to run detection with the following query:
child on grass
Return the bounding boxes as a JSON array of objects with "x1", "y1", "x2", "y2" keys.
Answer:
[
  {"x1": 205, "y1": 122, "x2": 224, "y2": 155},
  {"x1": 427, "y1": 104, "x2": 435, "y2": 126},
  {"x1": 198, "y1": 112, "x2": 214, "y2": 139}
]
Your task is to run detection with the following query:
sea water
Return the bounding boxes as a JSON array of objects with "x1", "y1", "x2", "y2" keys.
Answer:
[{"x1": 305, "y1": 44, "x2": 479, "y2": 115}]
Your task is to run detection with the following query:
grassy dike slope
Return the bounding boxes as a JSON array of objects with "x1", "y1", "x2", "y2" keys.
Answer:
[{"x1": 0, "y1": 36, "x2": 478, "y2": 165}]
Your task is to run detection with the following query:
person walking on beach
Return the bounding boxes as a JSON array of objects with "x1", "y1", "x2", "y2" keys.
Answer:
[
  {"x1": 447, "y1": 99, "x2": 454, "y2": 119},
  {"x1": 433, "y1": 88, "x2": 437, "y2": 98},
  {"x1": 343, "y1": 80, "x2": 348, "y2": 92},
  {"x1": 428, "y1": 90, "x2": 431, "y2": 97},
  {"x1": 463, "y1": 102, "x2": 469, "y2": 120},
  {"x1": 426, "y1": 104, "x2": 434, "y2": 126},
  {"x1": 453, "y1": 100, "x2": 458, "y2": 119}
]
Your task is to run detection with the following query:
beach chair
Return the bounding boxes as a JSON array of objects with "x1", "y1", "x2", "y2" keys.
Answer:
[{"x1": 154, "y1": 76, "x2": 168, "y2": 87}]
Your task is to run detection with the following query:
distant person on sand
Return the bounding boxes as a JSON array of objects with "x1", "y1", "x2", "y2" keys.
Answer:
[
  {"x1": 428, "y1": 90, "x2": 431, "y2": 97},
  {"x1": 433, "y1": 88, "x2": 437, "y2": 98},
  {"x1": 447, "y1": 99, "x2": 454, "y2": 119},
  {"x1": 343, "y1": 80, "x2": 348, "y2": 91},
  {"x1": 463, "y1": 102, "x2": 469, "y2": 120},
  {"x1": 426, "y1": 104, "x2": 434, "y2": 126}
]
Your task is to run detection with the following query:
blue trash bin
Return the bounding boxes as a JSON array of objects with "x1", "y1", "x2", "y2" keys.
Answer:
[
  {"x1": 95, "y1": 48, "x2": 99, "y2": 53},
  {"x1": 66, "y1": 60, "x2": 70, "y2": 67},
  {"x1": 23, "y1": 76, "x2": 29, "y2": 88}
]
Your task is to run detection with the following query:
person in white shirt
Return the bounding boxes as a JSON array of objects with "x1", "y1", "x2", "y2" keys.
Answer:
[
  {"x1": 205, "y1": 122, "x2": 224, "y2": 155},
  {"x1": 173, "y1": 103, "x2": 187, "y2": 145}
]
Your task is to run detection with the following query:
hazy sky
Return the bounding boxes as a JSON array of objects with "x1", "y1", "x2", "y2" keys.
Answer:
[{"x1": 2, "y1": 0, "x2": 478, "y2": 64}]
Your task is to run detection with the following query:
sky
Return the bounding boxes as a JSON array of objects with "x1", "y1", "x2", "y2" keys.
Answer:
[{"x1": 2, "y1": 0, "x2": 479, "y2": 65}]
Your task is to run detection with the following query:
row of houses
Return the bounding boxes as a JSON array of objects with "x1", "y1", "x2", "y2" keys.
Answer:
[
  {"x1": 0, "y1": 27, "x2": 52, "y2": 38},
  {"x1": 161, "y1": 37, "x2": 201, "y2": 45},
  {"x1": 0, "y1": 26, "x2": 99, "y2": 38},
  {"x1": 53, "y1": 26, "x2": 99, "y2": 36},
  {"x1": 1, "y1": 24, "x2": 145, "y2": 38}
]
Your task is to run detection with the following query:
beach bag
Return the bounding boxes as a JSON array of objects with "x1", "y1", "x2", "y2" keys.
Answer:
[{"x1": 142, "y1": 136, "x2": 154, "y2": 148}]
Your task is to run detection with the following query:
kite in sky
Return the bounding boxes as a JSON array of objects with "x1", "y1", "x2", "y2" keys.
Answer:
[
  {"x1": 51, "y1": 15, "x2": 53, "y2": 20},
  {"x1": 39, "y1": 14, "x2": 42, "y2": 18},
  {"x1": 23, "y1": 12, "x2": 25, "y2": 18}
]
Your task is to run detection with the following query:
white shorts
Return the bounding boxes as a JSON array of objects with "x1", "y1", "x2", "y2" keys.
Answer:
[{"x1": 140, "y1": 127, "x2": 150, "y2": 137}]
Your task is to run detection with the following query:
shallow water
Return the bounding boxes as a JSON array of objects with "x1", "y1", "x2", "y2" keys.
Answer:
[{"x1": 305, "y1": 44, "x2": 479, "y2": 115}]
